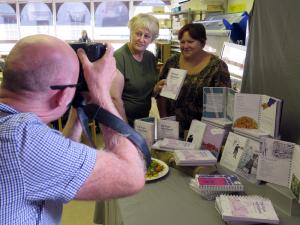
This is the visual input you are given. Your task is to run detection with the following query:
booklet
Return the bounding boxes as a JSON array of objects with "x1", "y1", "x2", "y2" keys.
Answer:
[
  {"x1": 256, "y1": 138, "x2": 300, "y2": 188},
  {"x1": 215, "y1": 195, "x2": 280, "y2": 224},
  {"x1": 134, "y1": 117, "x2": 155, "y2": 147},
  {"x1": 202, "y1": 87, "x2": 236, "y2": 127},
  {"x1": 157, "y1": 116, "x2": 179, "y2": 140},
  {"x1": 220, "y1": 132, "x2": 261, "y2": 183},
  {"x1": 201, "y1": 123, "x2": 226, "y2": 160},
  {"x1": 220, "y1": 132, "x2": 249, "y2": 172},
  {"x1": 134, "y1": 116, "x2": 179, "y2": 147},
  {"x1": 235, "y1": 137, "x2": 261, "y2": 183},
  {"x1": 290, "y1": 145, "x2": 300, "y2": 203},
  {"x1": 173, "y1": 150, "x2": 217, "y2": 166},
  {"x1": 196, "y1": 174, "x2": 244, "y2": 192},
  {"x1": 159, "y1": 68, "x2": 187, "y2": 100},
  {"x1": 185, "y1": 119, "x2": 207, "y2": 149},
  {"x1": 152, "y1": 138, "x2": 195, "y2": 151},
  {"x1": 232, "y1": 93, "x2": 283, "y2": 139}
]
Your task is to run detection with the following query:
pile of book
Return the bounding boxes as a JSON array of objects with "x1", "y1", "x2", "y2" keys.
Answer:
[
  {"x1": 152, "y1": 138, "x2": 195, "y2": 151},
  {"x1": 173, "y1": 150, "x2": 217, "y2": 166},
  {"x1": 189, "y1": 174, "x2": 244, "y2": 200},
  {"x1": 215, "y1": 195, "x2": 280, "y2": 225}
]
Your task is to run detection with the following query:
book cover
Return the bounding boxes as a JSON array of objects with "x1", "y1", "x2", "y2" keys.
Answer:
[
  {"x1": 233, "y1": 93, "x2": 282, "y2": 138},
  {"x1": 256, "y1": 138, "x2": 295, "y2": 187},
  {"x1": 173, "y1": 150, "x2": 217, "y2": 166},
  {"x1": 157, "y1": 116, "x2": 179, "y2": 140},
  {"x1": 202, "y1": 87, "x2": 236, "y2": 126},
  {"x1": 235, "y1": 138, "x2": 261, "y2": 183},
  {"x1": 159, "y1": 68, "x2": 187, "y2": 100},
  {"x1": 216, "y1": 195, "x2": 280, "y2": 224},
  {"x1": 134, "y1": 117, "x2": 155, "y2": 147},
  {"x1": 257, "y1": 138, "x2": 295, "y2": 187},
  {"x1": 196, "y1": 174, "x2": 244, "y2": 192},
  {"x1": 185, "y1": 119, "x2": 207, "y2": 149},
  {"x1": 220, "y1": 132, "x2": 249, "y2": 172},
  {"x1": 201, "y1": 123, "x2": 226, "y2": 159}
]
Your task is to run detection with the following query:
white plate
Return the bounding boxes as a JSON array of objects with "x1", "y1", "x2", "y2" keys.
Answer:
[{"x1": 145, "y1": 158, "x2": 169, "y2": 182}]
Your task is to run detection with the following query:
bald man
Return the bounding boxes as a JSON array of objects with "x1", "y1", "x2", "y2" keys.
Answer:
[{"x1": 0, "y1": 35, "x2": 145, "y2": 225}]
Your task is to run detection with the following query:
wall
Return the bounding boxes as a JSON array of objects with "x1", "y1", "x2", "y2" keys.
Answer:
[{"x1": 227, "y1": 0, "x2": 254, "y2": 12}]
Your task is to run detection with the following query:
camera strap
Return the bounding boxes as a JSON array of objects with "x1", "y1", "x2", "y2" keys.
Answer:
[{"x1": 77, "y1": 104, "x2": 151, "y2": 168}]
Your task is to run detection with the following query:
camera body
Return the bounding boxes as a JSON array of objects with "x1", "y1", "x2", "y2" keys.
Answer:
[{"x1": 70, "y1": 42, "x2": 106, "y2": 91}]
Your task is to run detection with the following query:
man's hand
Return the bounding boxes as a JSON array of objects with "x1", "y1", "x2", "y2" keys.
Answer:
[{"x1": 77, "y1": 43, "x2": 117, "y2": 105}]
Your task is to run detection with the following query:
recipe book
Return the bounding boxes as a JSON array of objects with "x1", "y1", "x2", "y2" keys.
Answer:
[
  {"x1": 232, "y1": 93, "x2": 283, "y2": 139},
  {"x1": 185, "y1": 119, "x2": 207, "y2": 149},
  {"x1": 202, "y1": 87, "x2": 236, "y2": 127},
  {"x1": 290, "y1": 145, "x2": 300, "y2": 203},
  {"x1": 134, "y1": 116, "x2": 179, "y2": 146},
  {"x1": 134, "y1": 117, "x2": 155, "y2": 147},
  {"x1": 215, "y1": 195, "x2": 280, "y2": 224},
  {"x1": 157, "y1": 116, "x2": 179, "y2": 140},
  {"x1": 220, "y1": 132, "x2": 261, "y2": 183},
  {"x1": 173, "y1": 150, "x2": 217, "y2": 166},
  {"x1": 196, "y1": 174, "x2": 244, "y2": 192},
  {"x1": 152, "y1": 138, "x2": 195, "y2": 151},
  {"x1": 159, "y1": 68, "x2": 187, "y2": 100},
  {"x1": 201, "y1": 123, "x2": 226, "y2": 159},
  {"x1": 256, "y1": 138, "x2": 300, "y2": 189}
]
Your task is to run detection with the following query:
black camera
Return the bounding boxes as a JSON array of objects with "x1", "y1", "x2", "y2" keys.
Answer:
[
  {"x1": 70, "y1": 42, "x2": 106, "y2": 92},
  {"x1": 70, "y1": 42, "x2": 106, "y2": 107}
]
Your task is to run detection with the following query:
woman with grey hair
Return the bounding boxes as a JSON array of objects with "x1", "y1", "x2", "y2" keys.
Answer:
[{"x1": 111, "y1": 13, "x2": 166, "y2": 126}]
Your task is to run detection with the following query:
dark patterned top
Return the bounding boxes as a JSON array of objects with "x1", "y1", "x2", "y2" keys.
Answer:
[{"x1": 160, "y1": 53, "x2": 231, "y2": 135}]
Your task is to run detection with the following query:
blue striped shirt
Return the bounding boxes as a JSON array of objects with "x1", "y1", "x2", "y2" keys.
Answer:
[{"x1": 0, "y1": 103, "x2": 97, "y2": 225}]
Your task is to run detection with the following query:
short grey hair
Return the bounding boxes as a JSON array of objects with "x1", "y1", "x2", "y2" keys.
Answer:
[{"x1": 128, "y1": 13, "x2": 159, "y2": 41}]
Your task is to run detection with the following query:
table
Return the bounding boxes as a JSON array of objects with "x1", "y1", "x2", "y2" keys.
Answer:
[{"x1": 93, "y1": 168, "x2": 300, "y2": 225}]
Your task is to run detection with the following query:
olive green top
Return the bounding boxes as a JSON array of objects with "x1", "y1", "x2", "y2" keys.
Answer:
[{"x1": 114, "y1": 44, "x2": 158, "y2": 126}]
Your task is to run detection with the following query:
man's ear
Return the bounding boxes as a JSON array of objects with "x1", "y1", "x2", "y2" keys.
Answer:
[{"x1": 51, "y1": 88, "x2": 74, "y2": 108}]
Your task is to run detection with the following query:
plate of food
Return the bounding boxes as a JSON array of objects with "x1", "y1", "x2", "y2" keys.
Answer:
[{"x1": 145, "y1": 158, "x2": 169, "y2": 182}]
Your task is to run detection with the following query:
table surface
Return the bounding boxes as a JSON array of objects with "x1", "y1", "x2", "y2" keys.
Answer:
[{"x1": 94, "y1": 168, "x2": 300, "y2": 225}]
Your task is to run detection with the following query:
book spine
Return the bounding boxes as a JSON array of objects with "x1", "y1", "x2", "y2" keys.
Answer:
[{"x1": 199, "y1": 184, "x2": 244, "y2": 192}]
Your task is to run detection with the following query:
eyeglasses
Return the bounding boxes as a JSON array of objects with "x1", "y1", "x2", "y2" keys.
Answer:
[{"x1": 50, "y1": 84, "x2": 80, "y2": 90}]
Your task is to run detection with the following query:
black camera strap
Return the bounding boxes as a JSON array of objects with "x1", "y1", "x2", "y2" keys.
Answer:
[{"x1": 76, "y1": 104, "x2": 151, "y2": 168}]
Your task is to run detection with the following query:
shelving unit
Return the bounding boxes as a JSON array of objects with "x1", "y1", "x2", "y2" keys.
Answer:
[{"x1": 170, "y1": 8, "x2": 225, "y2": 55}]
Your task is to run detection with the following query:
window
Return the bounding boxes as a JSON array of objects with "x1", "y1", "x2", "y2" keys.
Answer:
[
  {"x1": 56, "y1": 1, "x2": 91, "y2": 40},
  {"x1": 19, "y1": 1, "x2": 53, "y2": 37},
  {"x1": 0, "y1": 3, "x2": 18, "y2": 40},
  {"x1": 94, "y1": 1, "x2": 129, "y2": 40},
  {"x1": 0, "y1": 0, "x2": 172, "y2": 54}
]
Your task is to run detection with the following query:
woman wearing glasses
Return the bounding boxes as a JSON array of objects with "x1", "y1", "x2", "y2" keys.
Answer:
[{"x1": 111, "y1": 13, "x2": 165, "y2": 126}]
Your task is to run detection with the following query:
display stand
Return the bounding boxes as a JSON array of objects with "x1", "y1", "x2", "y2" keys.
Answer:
[{"x1": 265, "y1": 183, "x2": 300, "y2": 216}]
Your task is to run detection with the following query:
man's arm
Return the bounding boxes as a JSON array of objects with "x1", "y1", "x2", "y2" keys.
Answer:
[
  {"x1": 110, "y1": 70, "x2": 128, "y2": 122},
  {"x1": 74, "y1": 44, "x2": 145, "y2": 200},
  {"x1": 62, "y1": 107, "x2": 82, "y2": 142}
]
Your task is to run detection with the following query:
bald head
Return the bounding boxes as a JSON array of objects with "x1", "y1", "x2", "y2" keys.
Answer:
[{"x1": 2, "y1": 34, "x2": 79, "y2": 93}]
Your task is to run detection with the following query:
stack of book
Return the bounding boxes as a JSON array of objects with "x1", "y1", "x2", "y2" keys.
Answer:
[
  {"x1": 173, "y1": 150, "x2": 217, "y2": 166},
  {"x1": 152, "y1": 138, "x2": 195, "y2": 151},
  {"x1": 189, "y1": 174, "x2": 244, "y2": 200},
  {"x1": 215, "y1": 195, "x2": 280, "y2": 225}
]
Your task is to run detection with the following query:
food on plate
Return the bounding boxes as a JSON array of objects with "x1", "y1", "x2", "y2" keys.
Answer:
[
  {"x1": 233, "y1": 116, "x2": 258, "y2": 129},
  {"x1": 145, "y1": 159, "x2": 165, "y2": 179}
]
